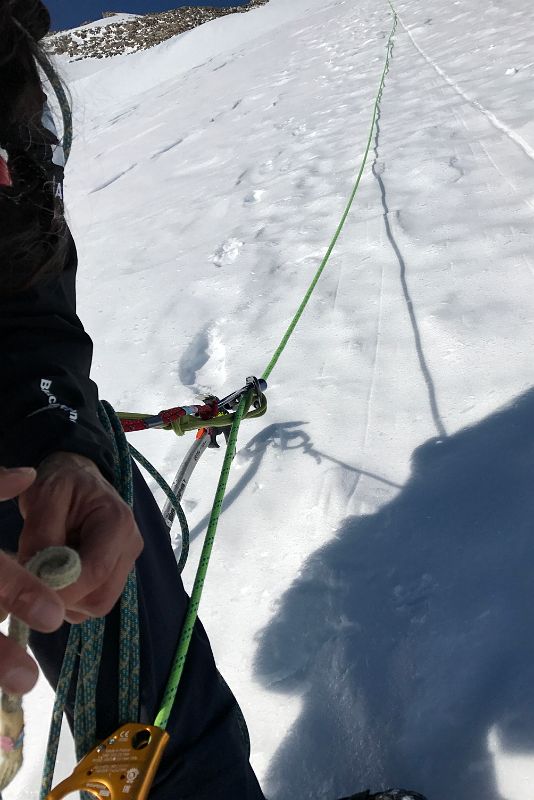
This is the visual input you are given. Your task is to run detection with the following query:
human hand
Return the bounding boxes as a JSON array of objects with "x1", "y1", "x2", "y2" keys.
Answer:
[
  {"x1": 17, "y1": 452, "x2": 143, "y2": 625},
  {"x1": 0, "y1": 466, "x2": 65, "y2": 694}
]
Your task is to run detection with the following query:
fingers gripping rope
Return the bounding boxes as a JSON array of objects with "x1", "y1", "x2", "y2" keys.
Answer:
[{"x1": 0, "y1": 547, "x2": 81, "y2": 792}]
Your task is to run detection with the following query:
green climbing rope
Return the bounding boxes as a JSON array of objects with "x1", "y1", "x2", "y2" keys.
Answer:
[
  {"x1": 36, "y1": 50, "x2": 73, "y2": 164},
  {"x1": 129, "y1": 442, "x2": 190, "y2": 574},
  {"x1": 154, "y1": 390, "x2": 253, "y2": 729},
  {"x1": 40, "y1": 1, "x2": 399, "y2": 786},
  {"x1": 262, "y1": 5, "x2": 398, "y2": 381},
  {"x1": 150, "y1": 3, "x2": 399, "y2": 727}
]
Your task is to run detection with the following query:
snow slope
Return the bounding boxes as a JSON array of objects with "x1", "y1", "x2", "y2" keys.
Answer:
[{"x1": 8, "y1": 0, "x2": 534, "y2": 798}]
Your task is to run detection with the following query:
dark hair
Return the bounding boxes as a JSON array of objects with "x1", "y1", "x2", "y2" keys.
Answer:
[{"x1": 0, "y1": 0, "x2": 69, "y2": 294}]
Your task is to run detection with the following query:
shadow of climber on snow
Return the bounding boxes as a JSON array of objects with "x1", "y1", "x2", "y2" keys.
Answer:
[{"x1": 254, "y1": 388, "x2": 534, "y2": 800}]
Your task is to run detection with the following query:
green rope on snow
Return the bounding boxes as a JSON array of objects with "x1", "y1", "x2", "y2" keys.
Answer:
[
  {"x1": 151, "y1": 2, "x2": 399, "y2": 723},
  {"x1": 36, "y1": 5, "x2": 400, "y2": 774},
  {"x1": 154, "y1": 390, "x2": 253, "y2": 729},
  {"x1": 262, "y1": 5, "x2": 398, "y2": 382},
  {"x1": 30, "y1": 0, "x2": 399, "y2": 788},
  {"x1": 40, "y1": 403, "x2": 140, "y2": 800}
]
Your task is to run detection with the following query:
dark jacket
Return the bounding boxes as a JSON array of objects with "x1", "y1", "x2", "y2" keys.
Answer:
[{"x1": 0, "y1": 105, "x2": 115, "y2": 481}]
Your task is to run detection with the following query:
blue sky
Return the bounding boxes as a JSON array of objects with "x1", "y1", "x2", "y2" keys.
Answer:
[{"x1": 46, "y1": 1, "x2": 247, "y2": 31}]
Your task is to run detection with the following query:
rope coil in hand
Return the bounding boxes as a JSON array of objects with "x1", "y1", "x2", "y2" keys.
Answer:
[{"x1": 0, "y1": 547, "x2": 81, "y2": 791}]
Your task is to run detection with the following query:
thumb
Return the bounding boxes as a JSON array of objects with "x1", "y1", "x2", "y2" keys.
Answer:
[
  {"x1": 0, "y1": 466, "x2": 37, "y2": 501},
  {"x1": 17, "y1": 479, "x2": 71, "y2": 563}
]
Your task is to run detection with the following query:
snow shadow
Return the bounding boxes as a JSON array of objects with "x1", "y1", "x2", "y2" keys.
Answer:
[
  {"x1": 254, "y1": 388, "x2": 534, "y2": 800},
  {"x1": 188, "y1": 422, "x2": 400, "y2": 544}
]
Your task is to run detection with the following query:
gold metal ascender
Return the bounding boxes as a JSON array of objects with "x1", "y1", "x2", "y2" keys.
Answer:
[{"x1": 46, "y1": 722, "x2": 169, "y2": 799}]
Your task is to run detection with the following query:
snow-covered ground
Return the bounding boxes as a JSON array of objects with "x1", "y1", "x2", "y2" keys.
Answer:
[{"x1": 8, "y1": 0, "x2": 534, "y2": 797}]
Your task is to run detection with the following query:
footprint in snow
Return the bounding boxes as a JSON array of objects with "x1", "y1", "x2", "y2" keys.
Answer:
[
  {"x1": 210, "y1": 238, "x2": 243, "y2": 268},
  {"x1": 259, "y1": 159, "x2": 275, "y2": 174},
  {"x1": 178, "y1": 326, "x2": 211, "y2": 387},
  {"x1": 393, "y1": 574, "x2": 437, "y2": 623},
  {"x1": 244, "y1": 190, "x2": 265, "y2": 205},
  {"x1": 178, "y1": 322, "x2": 227, "y2": 389},
  {"x1": 373, "y1": 160, "x2": 386, "y2": 176},
  {"x1": 448, "y1": 155, "x2": 464, "y2": 181},
  {"x1": 292, "y1": 122, "x2": 307, "y2": 137}
]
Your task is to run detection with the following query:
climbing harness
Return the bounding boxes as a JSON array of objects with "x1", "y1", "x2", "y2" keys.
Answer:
[{"x1": 0, "y1": 4, "x2": 399, "y2": 798}]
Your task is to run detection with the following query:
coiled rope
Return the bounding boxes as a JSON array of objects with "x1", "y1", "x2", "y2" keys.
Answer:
[{"x1": 0, "y1": 548, "x2": 81, "y2": 793}]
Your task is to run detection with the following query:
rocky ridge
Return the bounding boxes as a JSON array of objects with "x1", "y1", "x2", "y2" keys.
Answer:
[{"x1": 46, "y1": 1, "x2": 268, "y2": 60}]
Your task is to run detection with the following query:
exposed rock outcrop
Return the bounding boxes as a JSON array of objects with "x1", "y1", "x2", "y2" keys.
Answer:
[{"x1": 47, "y1": 1, "x2": 268, "y2": 60}]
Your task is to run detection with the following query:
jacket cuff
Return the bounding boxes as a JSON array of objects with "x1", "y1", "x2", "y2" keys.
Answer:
[{"x1": 0, "y1": 408, "x2": 116, "y2": 485}]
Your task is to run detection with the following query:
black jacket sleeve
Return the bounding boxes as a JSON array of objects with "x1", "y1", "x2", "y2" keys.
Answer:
[{"x1": 0, "y1": 232, "x2": 115, "y2": 483}]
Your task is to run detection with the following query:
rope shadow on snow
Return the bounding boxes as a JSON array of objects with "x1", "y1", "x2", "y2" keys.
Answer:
[
  {"x1": 372, "y1": 105, "x2": 447, "y2": 441},
  {"x1": 253, "y1": 388, "x2": 534, "y2": 800},
  {"x1": 187, "y1": 421, "x2": 401, "y2": 544}
]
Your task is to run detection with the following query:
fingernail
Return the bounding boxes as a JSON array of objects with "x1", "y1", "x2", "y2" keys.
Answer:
[
  {"x1": 3, "y1": 664, "x2": 37, "y2": 694},
  {"x1": 9, "y1": 467, "x2": 36, "y2": 476},
  {"x1": 27, "y1": 596, "x2": 64, "y2": 630}
]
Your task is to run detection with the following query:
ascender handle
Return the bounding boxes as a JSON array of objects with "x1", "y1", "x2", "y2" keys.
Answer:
[{"x1": 46, "y1": 723, "x2": 169, "y2": 800}]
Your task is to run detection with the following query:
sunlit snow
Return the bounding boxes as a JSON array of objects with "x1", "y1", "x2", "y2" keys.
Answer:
[{"x1": 7, "y1": 0, "x2": 534, "y2": 798}]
